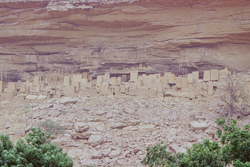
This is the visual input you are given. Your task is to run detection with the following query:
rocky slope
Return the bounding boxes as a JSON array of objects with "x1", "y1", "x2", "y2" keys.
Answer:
[
  {"x1": 2, "y1": 92, "x2": 250, "y2": 166},
  {"x1": 1, "y1": 0, "x2": 250, "y2": 81}
]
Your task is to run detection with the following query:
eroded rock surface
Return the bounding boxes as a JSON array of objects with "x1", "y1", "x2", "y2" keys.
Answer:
[{"x1": 0, "y1": 0, "x2": 250, "y2": 81}]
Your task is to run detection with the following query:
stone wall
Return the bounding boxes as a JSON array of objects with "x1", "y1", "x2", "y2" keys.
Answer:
[{"x1": 0, "y1": 66, "x2": 238, "y2": 101}]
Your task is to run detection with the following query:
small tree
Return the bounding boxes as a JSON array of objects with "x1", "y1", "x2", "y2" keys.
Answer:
[
  {"x1": 216, "y1": 118, "x2": 250, "y2": 165},
  {"x1": 38, "y1": 120, "x2": 65, "y2": 143},
  {"x1": 0, "y1": 127, "x2": 73, "y2": 167},
  {"x1": 141, "y1": 141, "x2": 177, "y2": 167},
  {"x1": 219, "y1": 74, "x2": 249, "y2": 119},
  {"x1": 178, "y1": 139, "x2": 225, "y2": 167},
  {"x1": 142, "y1": 118, "x2": 250, "y2": 167}
]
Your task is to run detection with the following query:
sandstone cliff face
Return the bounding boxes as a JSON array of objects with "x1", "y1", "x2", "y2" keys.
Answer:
[{"x1": 0, "y1": 0, "x2": 250, "y2": 81}]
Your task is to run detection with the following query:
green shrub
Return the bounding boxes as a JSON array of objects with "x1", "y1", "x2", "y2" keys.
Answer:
[
  {"x1": 142, "y1": 118, "x2": 250, "y2": 167},
  {"x1": 23, "y1": 103, "x2": 29, "y2": 109},
  {"x1": 141, "y1": 141, "x2": 177, "y2": 167},
  {"x1": 216, "y1": 118, "x2": 250, "y2": 165},
  {"x1": 0, "y1": 127, "x2": 73, "y2": 167},
  {"x1": 178, "y1": 139, "x2": 224, "y2": 167},
  {"x1": 38, "y1": 120, "x2": 65, "y2": 143},
  {"x1": 38, "y1": 120, "x2": 65, "y2": 136}
]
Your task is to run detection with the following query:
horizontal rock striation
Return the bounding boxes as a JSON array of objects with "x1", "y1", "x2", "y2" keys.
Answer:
[{"x1": 0, "y1": 0, "x2": 250, "y2": 81}]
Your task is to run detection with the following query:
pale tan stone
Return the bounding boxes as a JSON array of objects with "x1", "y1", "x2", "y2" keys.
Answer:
[
  {"x1": 88, "y1": 75, "x2": 93, "y2": 82},
  {"x1": 65, "y1": 86, "x2": 76, "y2": 97},
  {"x1": 211, "y1": 69, "x2": 219, "y2": 81},
  {"x1": 73, "y1": 82, "x2": 80, "y2": 92},
  {"x1": 193, "y1": 71, "x2": 199, "y2": 82},
  {"x1": 164, "y1": 72, "x2": 171, "y2": 79},
  {"x1": 158, "y1": 83, "x2": 163, "y2": 93},
  {"x1": 117, "y1": 77, "x2": 121, "y2": 85},
  {"x1": 120, "y1": 84, "x2": 125, "y2": 93},
  {"x1": 104, "y1": 72, "x2": 110, "y2": 79},
  {"x1": 39, "y1": 81, "x2": 45, "y2": 88},
  {"x1": 0, "y1": 81, "x2": 3, "y2": 93},
  {"x1": 36, "y1": 85, "x2": 40, "y2": 93},
  {"x1": 130, "y1": 71, "x2": 138, "y2": 82},
  {"x1": 86, "y1": 82, "x2": 93, "y2": 90},
  {"x1": 121, "y1": 75, "x2": 127, "y2": 82},
  {"x1": 189, "y1": 90, "x2": 196, "y2": 99},
  {"x1": 7, "y1": 82, "x2": 16, "y2": 92},
  {"x1": 181, "y1": 77, "x2": 188, "y2": 89},
  {"x1": 46, "y1": 76, "x2": 59, "y2": 83},
  {"x1": 5, "y1": 92, "x2": 16, "y2": 100},
  {"x1": 135, "y1": 79, "x2": 142, "y2": 87},
  {"x1": 64, "y1": 76, "x2": 70, "y2": 86},
  {"x1": 149, "y1": 74, "x2": 156, "y2": 80},
  {"x1": 100, "y1": 82, "x2": 109, "y2": 95},
  {"x1": 114, "y1": 86, "x2": 120, "y2": 95},
  {"x1": 96, "y1": 75, "x2": 103, "y2": 84},
  {"x1": 219, "y1": 67, "x2": 230, "y2": 76},
  {"x1": 33, "y1": 76, "x2": 40, "y2": 86},
  {"x1": 157, "y1": 92, "x2": 163, "y2": 98},
  {"x1": 187, "y1": 73, "x2": 193, "y2": 84},
  {"x1": 139, "y1": 63, "x2": 143, "y2": 69},
  {"x1": 26, "y1": 85, "x2": 30, "y2": 94},
  {"x1": 176, "y1": 77, "x2": 181, "y2": 88},
  {"x1": 19, "y1": 84, "x2": 26, "y2": 93},
  {"x1": 154, "y1": 78, "x2": 161, "y2": 85},
  {"x1": 111, "y1": 77, "x2": 117, "y2": 85},
  {"x1": 129, "y1": 84, "x2": 137, "y2": 96},
  {"x1": 203, "y1": 70, "x2": 210, "y2": 81},
  {"x1": 83, "y1": 72, "x2": 88, "y2": 79},
  {"x1": 72, "y1": 74, "x2": 82, "y2": 83},
  {"x1": 208, "y1": 82, "x2": 213, "y2": 95},
  {"x1": 168, "y1": 73, "x2": 175, "y2": 84}
]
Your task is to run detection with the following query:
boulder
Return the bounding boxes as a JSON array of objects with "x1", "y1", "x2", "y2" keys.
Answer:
[
  {"x1": 71, "y1": 132, "x2": 93, "y2": 139},
  {"x1": 37, "y1": 95, "x2": 47, "y2": 100},
  {"x1": 161, "y1": 110, "x2": 171, "y2": 115},
  {"x1": 164, "y1": 91, "x2": 177, "y2": 97},
  {"x1": 104, "y1": 157, "x2": 111, "y2": 163},
  {"x1": 170, "y1": 144, "x2": 187, "y2": 154},
  {"x1": 60, "y1": 122, "x2": 74, "y2": 130},
  {"x1": 74, "y1": 122, "x2": 89, "y2": 133},
  {"x1": 5, "y1": 122, "x2": 11, "y2": 129},
  {"x1": 92, "y1": 150, "x2": 103, "y2": 159},
  {"x1": 111, "y1": 123, "x2": 127, "y2": 129},
  {"x1": 95, "y1": 110, "x2": 107, "y2": 116},
  {"x1": 80, "y1": 159, "x2": 96, "y2": 166},
  {"x1": 59, "y1": 97, "x2": 77, "y2": 105},
  {"x1": 39, "y1": 103, "x2": 53, "y2": 110},
  {"x1": 205, "y1": 128, "x2": 217, "y2": 136},
  {"x1": 88, "y1": 134, "x2": 104, "y2": 147},
  {"x1": 241, "y1": 108, "x2": 250, "y2": 116},
  {"x1": 167, "y1": 114, "x2": 178, "y2": 122},
  {"x1": 24, "y1": 127, "x2": 30, "y2": 133},
  {"x1": 138, "y1": 124, "x2": 156, "y2": 134},
  {"x1": 195, "y1": 116, "x2": 206, "y2": 120},
  {"x1": 188, "y1": 136, "x2": 197, "y2": 142},
  {"x1": 109, "y1": 148, "x2": 121, "y2": 158},
  {"x1": 103, "y1": 148, "x2": 111, "y2": 156},
  {"x1": 124, "y1": 108, "x2": 135, "y2": 114},
  {"x1": 106, "y1": 112, "x2": 114, "y2": 118},
  {"x1": 117, "y1": 159, "x2": 125, "y2": 166},
  {"x1": 67, "y1": 148, "x2": 83, "y2": 159},
  {"x1": 25, "y1": 95, "x2": 37, "y2": 100},
  {"x1": 190, "y1": 121, "x2": 208, "y2": 131}
]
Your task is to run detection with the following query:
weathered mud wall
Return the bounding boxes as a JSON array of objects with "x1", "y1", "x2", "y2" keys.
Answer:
[{"x1": 1, "y1": 0, "x2": 250, "y2": 81}]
